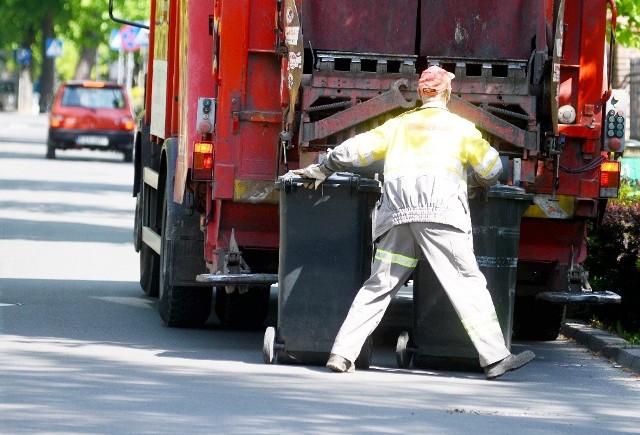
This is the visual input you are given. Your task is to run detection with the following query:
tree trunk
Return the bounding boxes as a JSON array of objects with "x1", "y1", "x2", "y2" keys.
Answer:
[
  {"x1": 39, "y1": 11, "x2": 56, "y2": 113},
  {"x1": 74, "y1": 47, "x2": 97, "y2": 80}
]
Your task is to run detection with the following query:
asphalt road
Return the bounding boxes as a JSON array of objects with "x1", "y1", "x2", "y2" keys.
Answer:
[{"x1": 1, "y1": 112, "x2": 639, "y2": 434}]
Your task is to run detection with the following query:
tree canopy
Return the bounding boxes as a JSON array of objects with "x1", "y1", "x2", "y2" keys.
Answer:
[
  {"x1": 0, "y1": 0, "x2": 147, "y2": 110},
  {"x1": 616, "y1": 0, "x2": 640, "y2": 48}
]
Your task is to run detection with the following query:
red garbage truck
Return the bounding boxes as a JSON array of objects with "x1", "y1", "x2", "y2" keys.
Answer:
[{"x1": 111, "y1": 0, "x2": 622, "y2": 339}]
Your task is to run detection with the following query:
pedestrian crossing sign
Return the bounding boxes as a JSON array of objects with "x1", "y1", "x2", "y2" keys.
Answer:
[{"x1": 46, "y1": 38, "x2": 63, "y2": 58}]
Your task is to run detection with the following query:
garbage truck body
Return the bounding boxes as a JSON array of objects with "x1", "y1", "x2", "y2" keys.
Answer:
[{"x1": 125, "y1": 0, "x2": 622, "y2": 338}]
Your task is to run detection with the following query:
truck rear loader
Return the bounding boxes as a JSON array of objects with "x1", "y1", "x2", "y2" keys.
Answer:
[{"x1": 110, "y1": 0, "x2": 622, "y2": 340}]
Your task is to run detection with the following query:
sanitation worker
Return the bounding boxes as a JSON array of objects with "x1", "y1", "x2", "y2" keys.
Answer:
[{"x1": 292, "y1": 66, "x2": 535, "y2": 380}]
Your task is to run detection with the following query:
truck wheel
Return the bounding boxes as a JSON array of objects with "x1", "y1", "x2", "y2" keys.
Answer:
[
  {"x1": 136, "y1": 192, "x2": 159, "y2": 297},
  {"x1": 215, "y1": 285, "x2": 270, "y2": 330},
  {"x1": 513, "y1": 296, "x2": 565, "y2": 341},
  {"x1": 158, "y1": 179, "x2": 212, "y2": 328},
  {"x1": 140, "y1": 245, "x2": 160, "y2": 297}
]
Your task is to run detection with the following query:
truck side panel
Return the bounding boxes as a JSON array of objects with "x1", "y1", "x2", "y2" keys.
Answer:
[
  {"x1": 207, "y1": 0, "x2": 281, "y2": 267},
  {"x1": 175, "y1": 0, "x2": 215, "y2": 204}
]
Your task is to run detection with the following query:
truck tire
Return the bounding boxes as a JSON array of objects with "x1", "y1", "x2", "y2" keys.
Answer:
[
  {"x1": 215, "y1": 285, "x2": 270, "y2": 330},
  {"x1": 513, "y1": 296, "x2": 565, "y2": 341},
  {"x1": 136, "y1": 192, "x2": 160, "y2": 297},
  {"x1": 140, "y1": 245, "x2": 160, "y2": 297},
  {"x1": 158, "y1": 172, "x2": 212, "y2": 328}
]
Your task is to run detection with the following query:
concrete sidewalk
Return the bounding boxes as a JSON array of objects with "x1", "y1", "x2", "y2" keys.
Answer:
[{"x1": 562, "y1": 320, "x2": 640, "y2": 375}]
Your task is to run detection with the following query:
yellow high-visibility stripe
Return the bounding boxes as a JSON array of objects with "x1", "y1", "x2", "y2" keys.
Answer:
[
  {"x1": 460, "y1": 310, "x2": 503, "y2": 341},
  {"x1": 475, "y1": 155, "x2": 500, "y2": 178},
  {"x1": 375, "y1": 249, "x2": 419, "y2": 268}
]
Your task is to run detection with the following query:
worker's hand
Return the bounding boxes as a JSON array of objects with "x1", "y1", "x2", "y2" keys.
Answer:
[
  {"x1": 291, "y1": 164, "x2": 331, "y2": 189},
  {"x1": 467, "y1": 172, "x2": 488, "y2": 201}
]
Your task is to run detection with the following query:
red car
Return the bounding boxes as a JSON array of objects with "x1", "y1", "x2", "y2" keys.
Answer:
[{"x1": 46, "y1": 80, "x2": 135, "y2": 162}]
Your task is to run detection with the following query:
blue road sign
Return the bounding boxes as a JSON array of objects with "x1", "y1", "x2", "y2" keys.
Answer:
[
  {"x1": 14, "y1": 48, "x2": 32, "y2": 65},
  {"x1": 109, "y1": 29, "x2": 122, "y2": 50},
  {"x1": 45, "y1": 38, "x2": 63, "y2": 58}
]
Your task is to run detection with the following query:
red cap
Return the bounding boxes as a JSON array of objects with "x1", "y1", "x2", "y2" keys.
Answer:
[{"x1": 418, "y1": 66, "x2": 455, "y2": 96}]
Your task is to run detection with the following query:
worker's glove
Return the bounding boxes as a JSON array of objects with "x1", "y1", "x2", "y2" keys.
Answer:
[
  {"x1": 467, "y1": 172, "x2": 489, "y2": 201},
  {"x1": 291, "y1": 164, "x2": 332, "y2": 189}
]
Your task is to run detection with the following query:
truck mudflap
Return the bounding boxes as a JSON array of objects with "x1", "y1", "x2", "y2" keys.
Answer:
[
  {"x1": 537, "y1": 291, "x2": 621, "y2": 305},
  {"x1": 195, "y1": 273, "x2": 278, "y2": 286}
]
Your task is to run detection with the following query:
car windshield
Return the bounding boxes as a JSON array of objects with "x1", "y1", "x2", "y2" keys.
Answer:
[{"x1": 61, "y1": 86, "x2": 126, "y2": 109}]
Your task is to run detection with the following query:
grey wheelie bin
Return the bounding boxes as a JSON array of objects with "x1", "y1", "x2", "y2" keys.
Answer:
[
  {"x1": 263, "y1": 172, "x2": 381, "y2": 367},
  {"x1": 396, "y1": 184, "x2": 533, "y2": 371}
]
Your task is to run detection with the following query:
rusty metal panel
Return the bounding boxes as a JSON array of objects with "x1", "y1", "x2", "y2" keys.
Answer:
[
  {"x1": 301, "y1": 0, "x2": 418, "y2": 54},
  {"x1": 419, "y1": 0, "x2": 538, "y2": 60}
]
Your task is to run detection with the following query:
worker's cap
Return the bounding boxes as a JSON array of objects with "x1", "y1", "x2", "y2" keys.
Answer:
[{"x1": 418, "y1": 66, "x2": 455, "y2": 96}]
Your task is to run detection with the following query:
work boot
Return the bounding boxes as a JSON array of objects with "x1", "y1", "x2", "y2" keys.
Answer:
[
  {"x1": 484, "y1": 350, "x2": 535, "y2": 380},
  {"x1": 326, "y1": 354, "x2": 355, "y2": 373}
]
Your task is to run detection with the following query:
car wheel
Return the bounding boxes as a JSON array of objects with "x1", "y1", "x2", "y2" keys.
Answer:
[
  {"x1": 46, "y1": 145, "x2": 56, "y2": 159},
  {"x1": 123, "y1": 149, "x2": 133, "y2": 163}
]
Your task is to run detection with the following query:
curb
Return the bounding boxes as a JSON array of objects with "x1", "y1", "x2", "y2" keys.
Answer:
[{"x1": 561, "y1": 320, "x2": 640, "y2": 375}]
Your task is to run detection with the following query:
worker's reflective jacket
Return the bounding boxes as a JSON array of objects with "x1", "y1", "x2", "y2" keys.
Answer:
[{"x1": 322, "y1": 100, "x2": 502, "y2": 239}]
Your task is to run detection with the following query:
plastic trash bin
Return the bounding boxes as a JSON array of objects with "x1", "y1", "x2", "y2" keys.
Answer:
[
  {"x1": 396, "y1": 184, "x2": 533, "y2": 370},
  {"x1": 263, "y1": 172, "x2": 381, "y2": 366}
]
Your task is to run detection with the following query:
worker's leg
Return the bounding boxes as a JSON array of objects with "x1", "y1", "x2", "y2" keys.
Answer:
[
  {"x1": 330, "y1": 224, "x2": 417, "y2": 363},
  {"x1": 410, "y1": 222, "x2": 510, "y2": 367}
]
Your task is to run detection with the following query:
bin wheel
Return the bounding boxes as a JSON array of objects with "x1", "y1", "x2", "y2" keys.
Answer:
[
  {"x1": 355, "y1": 335, "x2": 373, "y2": 370},
  {"x1": 396, "y1": 331, "x2": 412, "y2": 369},
  {"x1": 263, "y1": 326, "x2": 276, "y2": 364}
]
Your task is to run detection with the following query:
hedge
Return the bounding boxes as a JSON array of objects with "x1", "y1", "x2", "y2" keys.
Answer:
[{"x1": 575, "y1": 187, "x2": 640, "y2": 334}]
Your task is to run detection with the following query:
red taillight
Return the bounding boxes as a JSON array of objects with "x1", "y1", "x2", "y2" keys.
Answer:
[
  {"x1": 121, "y1": 117, "x2": 135, "y2": 130},
  {"x1": 49, "y1": 114, "x2": 64, "y2": 128},
  {"x1": 599, "y1": 160, "x2": 621, "y2": 198},
  {"x1": 192, "y1": 141, "x2": 214, "y2": 180}
]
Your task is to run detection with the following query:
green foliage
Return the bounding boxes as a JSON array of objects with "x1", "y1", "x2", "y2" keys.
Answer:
[
  {"x1": 578, "y1": 182, "x2": 640, "y2": 335},
  {"x1": 615, "y1": 0, "x2": 640, "y2": 48},
  {"x1": 589, "y1": 318, "x2": 640, "y2": 345},
  {"x1": 0, "y1": 0, "x2": 147, "y2": 80}
]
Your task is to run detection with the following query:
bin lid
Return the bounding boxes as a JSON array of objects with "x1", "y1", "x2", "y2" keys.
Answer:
[
  {"x1": 487, "y1": 184, "x2": 534, "y2": 202},
  {"x1": 276, "y1": 172, "x2": 381, "y2": 193}
]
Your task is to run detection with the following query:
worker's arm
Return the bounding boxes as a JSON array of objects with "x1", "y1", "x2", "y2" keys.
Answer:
[
  {"x1": 465, "y1": 128, "x2": 502, "y2": 187},
  {"x1": 322, "y1": 122, "x2": 392, "y2": 173},
  {"x1": 293, "y1": 118, "x2": 396, "y2": 186}
]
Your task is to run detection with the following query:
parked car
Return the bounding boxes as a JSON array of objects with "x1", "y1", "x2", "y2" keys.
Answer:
[
  {"x1": 0, "y1": 80, "x2": 17, "y2": 112},
  {"x1": 46, "y1": 80, "x2": 135, "y2": 162}
]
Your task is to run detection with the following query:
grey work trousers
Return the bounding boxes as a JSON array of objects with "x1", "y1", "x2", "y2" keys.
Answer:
[{"x1": 330, "y1": 222, "x2": 511, "y2": 367}]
